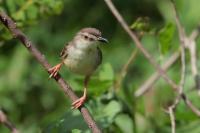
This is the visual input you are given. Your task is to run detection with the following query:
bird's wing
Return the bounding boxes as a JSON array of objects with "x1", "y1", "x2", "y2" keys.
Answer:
[
  {"x1": 95, "y1": 47, "x2": 102, "y2": 68},
  {"x1": 60, "y1": 43, "x2": 69, "y2": 59}
]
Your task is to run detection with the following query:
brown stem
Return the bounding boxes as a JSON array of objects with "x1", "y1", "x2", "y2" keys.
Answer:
[
  {"x1": 135, "y1": 51, "x2": 180, "y2": 97},
  {"x1": 168, "y1": 107, "x2": 176, "y2": 133},
  {"x1": 104, "y1": 0, "x2": 178, "y2": 91},
  {"x1": 0, "y1": 110, "x2": 20, "y2": 133},
  {"x1": 114, "y1": 49, "x2": 138, "y2": 91},
  {"x1": 104, "y1": 0, "x2": 200, "y2": 117},
  {"x1": 0, "y1": 12, "x2": 101, "y2": 133}
]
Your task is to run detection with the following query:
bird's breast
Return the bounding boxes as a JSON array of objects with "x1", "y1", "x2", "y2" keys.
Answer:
[{"x1": 63, "y1": 46, "x2": 100, "y2": 75}]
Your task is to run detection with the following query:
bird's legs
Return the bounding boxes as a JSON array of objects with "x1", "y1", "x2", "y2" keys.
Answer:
[
  {"x1": 48, "y1": 62, "x2": 63, "y2": 78},
  {"x1": 72, "y1": 75, "x2": 90, "y2": 109}
]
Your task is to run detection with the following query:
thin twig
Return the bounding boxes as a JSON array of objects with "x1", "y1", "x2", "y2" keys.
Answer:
[
  {"x1": 171, "y1": 0, "x2": 186, "y2": 90},
  {"x1": 171, "y1": 0, "x2": 199, "y2": 85},
  {"x1": 104, "y1": 0, "x2": 178, "y2": 91},
  {"x1": 166, "y1": 94, "x2": 182, "y2": 133},
  {"x1": 183, "y1": 94, "x2": 200, "y2": 116},
  {"x1": 170, "y1": 0, "x2": 186, "y2": 45},
  {"x1": 190, "y1": 26, "x2": 200, "y2": 41},
  {"x1": 189, "y1": 24, "x2": 200, "y2": 94},
  {"x1": 135, "y1": 51, "x2": 180, "y2": 97},
  {"x1": 0, "y1": 110, "x2": 20, "y2": 133},
  {"x1": 167, "y1": 1, "x2": 193, "y2": 132},
  {"x1": 164, "y1": 94, "x2": 182, "y2": 133},
  {"x1": 166, "y1": 44, "x2": 184, "y2": 133},
  {"x1": 0, "y1": 12, "x2": 101, "y2": 133},
  {"x1": 179, "y1": 46, "x2": 185, "y2": 92},
  {"x1": 168, "y1": 107, "x2": 176, "y2": 133},
  {"x1": 104, "y1": 0, "x2": 200, "y2": 117},
  {"x1": 114, "y1": 49, "x2": 138, "y2": 90}
]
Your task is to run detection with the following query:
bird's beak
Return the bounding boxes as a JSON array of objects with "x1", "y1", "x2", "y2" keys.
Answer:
[{"x1": 98, "y1": 37, "x2": 108, "y2": 43}]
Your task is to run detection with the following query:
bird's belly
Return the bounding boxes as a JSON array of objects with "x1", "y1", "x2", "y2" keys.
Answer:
[{"x1": 63, "y1": 50, "x2": 97, "y2": 75}]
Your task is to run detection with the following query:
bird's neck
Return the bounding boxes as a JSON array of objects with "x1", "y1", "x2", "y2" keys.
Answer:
[{"x1": 73, "y1": 39, "x2": 97, "y2": 51}]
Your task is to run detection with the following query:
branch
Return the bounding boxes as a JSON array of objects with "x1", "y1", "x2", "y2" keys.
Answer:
[
  {"x1": 171, "y1": 0, "x2": 186, "y2": 89},
  {"x1": 104, "y1": 0, "x2": 178, "y2": 91},
  {"x1": 168, "y1": 107, "x2": 176, "y2": 133},
  {"x1": 165, "y1": 1, "x2": 199, "y2": 132},
  {"x1": 190, "y1": 25, "x2": 200, "y2": 41},
  {"x1": 104, "y1": 0, "x2": 200, "y2": 117},
  {"x1": 166, "y1": 2, "x2": 187, "y2": 132},
  {"x1": 182, "y1": 94, "x2": 200, "y2": 116},
  {"x1": 171, "y1": 0, "x2": 200, "y2": 89},
  {"x1": 166, "y1": 93, "x2": 200, "y2": 117},
  {"x1": 0, "y1": 110, "x2": 20, "y2": 133},
  {"x1": 189, "y1": 27, "x2": 200, "y2": 91},
  {"x1": 114, "y1": 49, "x2": 138, "y2": 91},
  {"x1": 0, "y1": 12, "x2": 101, "y2": 133},
  {"x1": 135, "y1": 51, "x2": 180, "y2": 97},
  {"x1": 170, "y1": 0, "x2": 186, "y2": 44}
]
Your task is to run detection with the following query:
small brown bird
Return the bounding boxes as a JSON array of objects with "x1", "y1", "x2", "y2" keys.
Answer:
[{"x1": 48, "y1": 28, "x2": 108, "y2": 109}]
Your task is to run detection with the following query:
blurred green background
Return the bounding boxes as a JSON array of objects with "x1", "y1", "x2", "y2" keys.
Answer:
[{"x1": 1, "y1": 0, "x2": 200, "y2": 132}]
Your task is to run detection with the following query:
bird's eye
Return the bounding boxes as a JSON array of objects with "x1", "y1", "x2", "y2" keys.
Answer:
[{"x1": 84, "y1": 35, "x2": 88, "y2": 39}]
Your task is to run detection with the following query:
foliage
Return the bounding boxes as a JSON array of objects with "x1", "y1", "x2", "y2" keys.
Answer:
[
  {"x1": 158, "y1": 23, "x2": 175, "y2": 54},
  {"x1": 1, "y1": 0, "x2": 200, "y2": 133}
]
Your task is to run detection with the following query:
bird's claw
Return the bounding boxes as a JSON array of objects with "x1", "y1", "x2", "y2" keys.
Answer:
[
  {"x1": 48, "y1": 63, "x2": 62, "y2": 78},
  {"x1": 71, "y1": 96, "x2": 86, "y2": 109}
]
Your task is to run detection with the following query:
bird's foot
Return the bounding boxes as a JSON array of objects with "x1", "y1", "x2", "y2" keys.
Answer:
[
  {"x1": 72, "y1": 96, "x2": 86, "y2": 109},
  {"x1": 48, "y1": 63, "x2": 62, "y2": 78}
]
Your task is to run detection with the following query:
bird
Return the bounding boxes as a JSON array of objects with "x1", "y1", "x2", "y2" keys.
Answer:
[{"x1": 48, "y1": 27, "x2": 108, "y2": 109}]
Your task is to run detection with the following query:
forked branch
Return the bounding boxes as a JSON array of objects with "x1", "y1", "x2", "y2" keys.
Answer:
[
  {"x1": 104, "y1": 0, "x2": 200, "y2": 117},
  {"x1": 0, "y1": 12, "x2": 101, "y2": 133}
]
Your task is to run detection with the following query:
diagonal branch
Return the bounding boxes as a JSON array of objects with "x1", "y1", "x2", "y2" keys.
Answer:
[
  {"x1": 104, "y1": 0, "x2": 200, "y2": 117},
  {"x1": 171, "y1": 0, "x2": 199, "y2": 88},
  {"x1": 104, "y1": 0, "x2": 178, "y2": 91},
  {"x1": 0, "y1": 110, "x2": 20, "y2": 133},
  {"x1": 170, "y1": 0, "x2": 186, "y2": 44},
  {"x1": 135, "y1": 51, "x2": 180, "y2": 97},
  {"x1": 0, "y1": 12, "x2": 101, "y2": 133},
  {"x1": 114, "y1": 49, "x2": 138, "y2": 91}
]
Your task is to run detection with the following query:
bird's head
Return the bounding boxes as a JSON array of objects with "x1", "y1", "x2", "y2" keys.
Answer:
[{"x1": 74, "y1": 27, "x2": 108, "y2": 48}]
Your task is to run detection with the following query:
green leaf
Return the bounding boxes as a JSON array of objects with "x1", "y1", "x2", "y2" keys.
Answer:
[
  {"x1": 26, "y1": 5, "x2": 38, "y2": 20},
  {"x1": 71, "y1": 63, "x2": 114, "y2": 96},
  {"x1": 6, "y1": 0, "x2": 17, "y2": 13},
  {"x1": 13, "y1": 10, "x2": 25, "y2": 21},
  {"x1": 0, "y1": 28, "x2": 12, "y2": 40},
  {"x1": 99, "y1": 63, "x2": 114, "y2": 81},
  {"x1": 51, "y1": 1, "x2": 64, "y2": 15},
  {"x1": 130, "y1": 17, "x2": 150, "y2": 32},
  {"x1": 15, "y1": 0, "x2": 26, "y2": 6},
  {"x1": 88, "y1": 78, "x2": 111, "y2": 96},
  {"x1": 177, "y1": 120, "x2": 200, "y2": 133},
  {"x1": 89, "y1": 99, "x2": 122, "y2": 128},
  {"x1": 115, "y1": 114, "x2": 134, "y2": 133},
  {"x1": 7, "y1": 45, "x2": 30, "y2": 90},
  {"x1": 44, "y1": 110, "x2": 88, "y2": 133},
  {"x1": 68, "y1": 63, "x2": 114, "y2": 96},
  {"x1": 158, "y1": 23, "x2": 175, "y2": 54},
  {"x1": 102, "y1": 100, "x2": 122, "y2": 122},
  {"x1": 71, "y1": 129, "x2": 82, "y2": 133}
]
